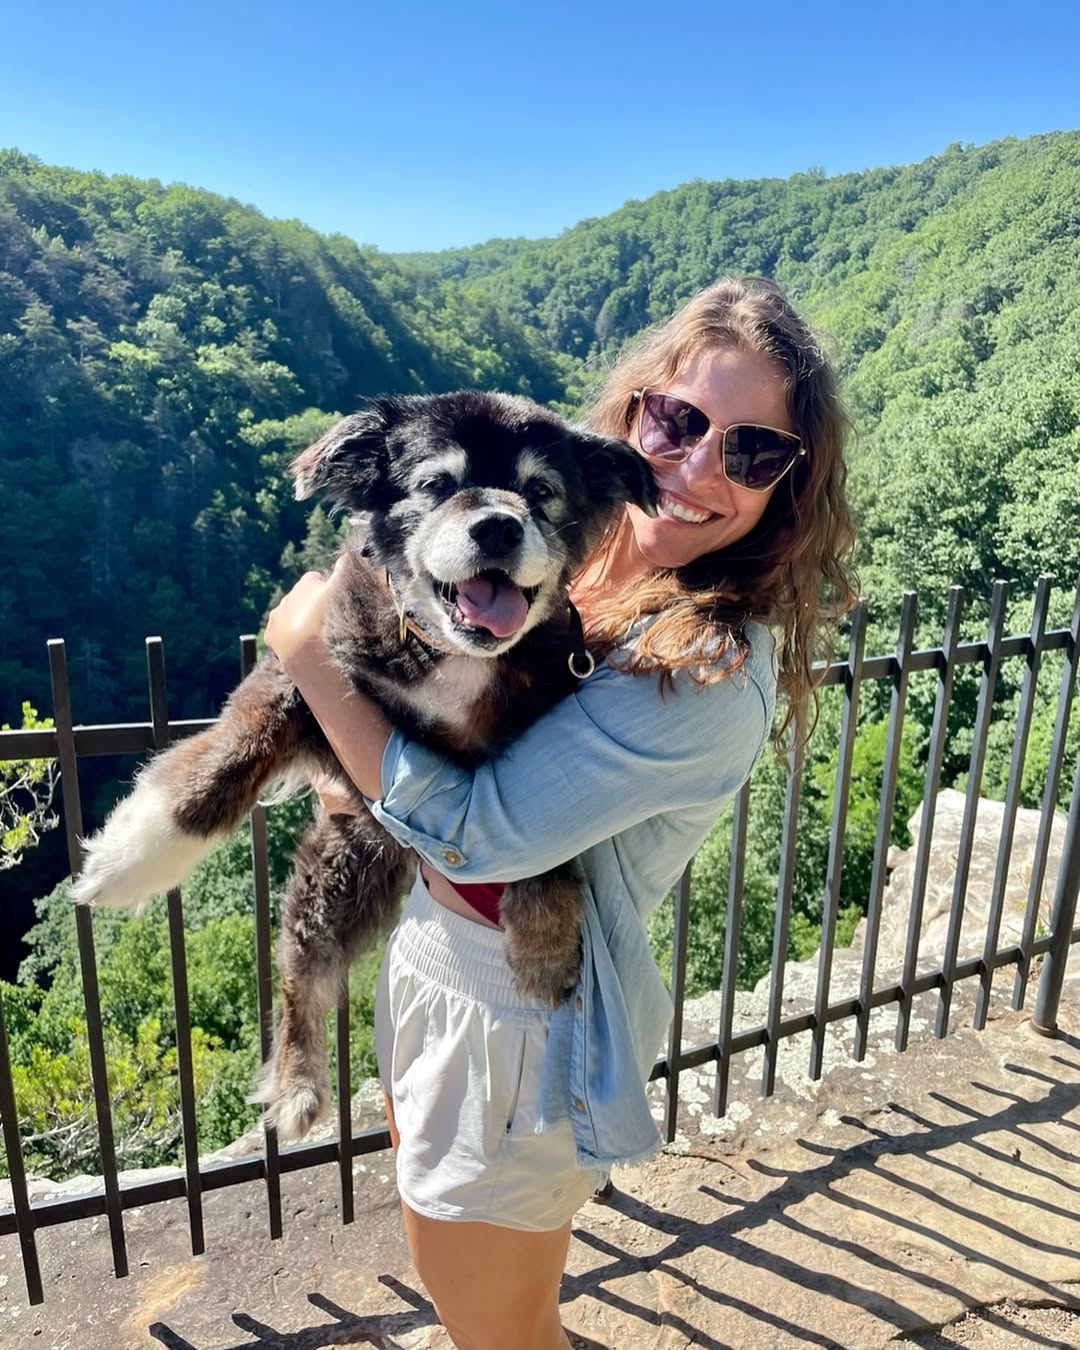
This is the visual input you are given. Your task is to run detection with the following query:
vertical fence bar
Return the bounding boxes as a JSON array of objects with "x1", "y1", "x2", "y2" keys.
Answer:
[
  {"x1": 241, "y1": 636, "x2": 283, "y2": 1240},
  {"x1": 335, "y1": 998, "x2": 354, "y2": 1224},
  {"x1": 1032, "y1": 751, "x2": 1080, "y2": 1035},
  {"x1": 48, "y1": 639, "x2": 129, "y2": 1279},
  {"x1": 809, "y1": 600, "x2": 868, "y2": 1080},
  {"x1": 0, "y1": 985, "x2": 43, "y2": 1304},
  {"x1": 714, "y1": 782, "x2": 750, "y2": 1118},
  {"x1": 1013, "y1": 578, "x2": 1080, "y2": 1009},
  {"x1": 935, "y1": 581, "x2": 1008, "y2": 1038},
  {"x1": 145, "y1": 638, "x2": 205, "y2": 1256},
  {"x1": 974, "y1": 579, "x2": 1050, "y2": 1029},
  {"x1": 854, "y1": 593, "x2": 917, "y2": 1061},
  {"x1": 896, "y1": 588, "x2": 965, "y2": 1051},
  {"x1": 763, "y1": 746, "x2": 804, "y2": 1096},
  {"x1": 663, "y1": 862, "x2": 693, "y2": 1143}
]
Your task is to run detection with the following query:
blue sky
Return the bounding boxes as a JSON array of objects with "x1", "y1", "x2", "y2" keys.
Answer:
[{"x1": 2, "y1": 0, "x2": 1077, "y2": 252}]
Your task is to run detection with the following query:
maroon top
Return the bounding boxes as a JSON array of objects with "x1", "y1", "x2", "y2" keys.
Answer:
[{"x1": 445, "y1": 879, "x2": 505, "y2": 927}]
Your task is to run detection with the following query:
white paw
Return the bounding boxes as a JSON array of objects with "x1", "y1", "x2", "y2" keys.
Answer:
[
  {"x1": 273, "y1": 1085, "x2": 328, "y2": 1142},
  {"x1": 250, "y1": 1069, "x2": 328, "y2": 1141},
  {"x1": 71, "y1": 781, "x2": 218, "y2": 911}
]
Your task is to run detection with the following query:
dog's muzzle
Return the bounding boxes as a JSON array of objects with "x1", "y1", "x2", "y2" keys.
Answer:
[{"x1": 413, "y1": 503, "x2": 555, "y2": 646}]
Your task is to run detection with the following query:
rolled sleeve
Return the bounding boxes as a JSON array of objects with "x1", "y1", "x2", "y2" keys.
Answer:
[
  {"x1": 366, "y1": 630, "x2": 774, "y2": 883},
  {"x1": 367, "y1": 730, "x2": 480, "y2": 871}
]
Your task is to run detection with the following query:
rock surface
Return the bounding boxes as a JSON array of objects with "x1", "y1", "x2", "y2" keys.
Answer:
[
  {"x1": 5, "y1": 976, "x2": 1078, "y2": 1349},
  {"x1": 860, "y1": 787, "x2": 1068, "y2": 983}
]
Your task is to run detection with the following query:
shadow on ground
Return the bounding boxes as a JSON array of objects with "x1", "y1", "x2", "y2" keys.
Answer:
[{"x1": 4, "y1": 1007, "x2": 1079, "y2": 1348}]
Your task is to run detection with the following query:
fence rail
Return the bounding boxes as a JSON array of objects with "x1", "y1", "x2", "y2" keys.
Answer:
[{"x1": 2, "y1": 576, "x2": 1079, "y2": 1307}]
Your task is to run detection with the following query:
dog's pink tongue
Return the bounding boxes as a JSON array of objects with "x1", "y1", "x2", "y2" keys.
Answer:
[{"x1": 455, "y1": 576, "x2": 529, "y2": 637}]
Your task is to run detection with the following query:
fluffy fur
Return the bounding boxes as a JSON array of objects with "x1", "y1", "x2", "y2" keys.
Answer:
[{"x1": 73, "y1": 391, "x2": 655, "y2": 1139}]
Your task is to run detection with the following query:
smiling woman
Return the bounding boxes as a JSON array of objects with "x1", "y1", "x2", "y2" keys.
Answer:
[
  {"x1": 618, "y1": 347, "x2": 794, "y2": 564},
  {"x1": 583, "y1": 276, "x2": 855, "y2": 748},
  {"x1": 266, "y1": 276, "x2": 857, "y2": 1350}
]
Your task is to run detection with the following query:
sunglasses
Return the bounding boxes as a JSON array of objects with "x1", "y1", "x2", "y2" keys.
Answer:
[{"x1": 632, "y1": 389, "x2": 806, "y2": 493}]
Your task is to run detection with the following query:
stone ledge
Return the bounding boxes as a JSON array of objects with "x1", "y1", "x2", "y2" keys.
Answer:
[{"x1": 4, "y1": 978, "x2": 1078, "y2": 1349}]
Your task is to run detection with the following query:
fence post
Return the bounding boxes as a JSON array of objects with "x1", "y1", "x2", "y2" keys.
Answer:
[
  {"x1": 146, "y1": 636, "x2": 205, "y2": 1256},
  {"x1": 48, "y1": 639, "x2": 129, "y2": 1281},
  {"x1": 1032, "y1": 752, "x2": 1080, "y2": 1037},
  {"x1": 810, "y1": 599, "x2": 867, "y2": 1080},
  {"x1": 1014, "y1": 578, "x2": 1080, "y2": 1008},
  {"x1": 241, "y1": 635, "x2": 284, "y2": 1240}
]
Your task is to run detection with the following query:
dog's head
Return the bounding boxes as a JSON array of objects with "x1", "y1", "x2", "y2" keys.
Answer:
[{"x1": 291, "y1": 391, "x2": 657, "y2": 656}]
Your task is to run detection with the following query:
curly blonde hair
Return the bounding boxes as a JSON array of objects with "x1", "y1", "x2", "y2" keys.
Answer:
[{"x1": 584, "y1": 276, "x2": 857, "y2": 748}]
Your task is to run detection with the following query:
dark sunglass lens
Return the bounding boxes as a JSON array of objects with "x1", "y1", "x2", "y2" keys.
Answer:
[
  {"x1": 641, "y1": 395, "x2": 708, "y2": 459},
  {"x1": 725, "y1": 426, "x2": 800, "y2": 489}
]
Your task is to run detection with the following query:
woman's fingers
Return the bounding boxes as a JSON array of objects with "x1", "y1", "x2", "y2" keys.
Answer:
[{"x1": 265, "y1": 570, "x2": 333, "y2": 663}]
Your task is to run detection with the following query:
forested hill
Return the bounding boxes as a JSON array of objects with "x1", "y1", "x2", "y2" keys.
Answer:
[
  {"x1": 2, "y1": 131, "x2": 1078, "y2": 734},
  {"x1": 3, "y1": 134, "x2": 1079, "y2": 1171}
]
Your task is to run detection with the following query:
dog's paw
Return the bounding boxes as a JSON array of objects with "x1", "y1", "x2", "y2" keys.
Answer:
[
  {"x1": 508, "y1": 941, "x2": 582, "y2": 1009},
  {"x1": 71, "y1": 784, "x2": 216, "y2": 911},
  {"x1": 249, "y1": 1063, "x2": 330, "y2": 1142},
  {"x1": 72, "y1": 830, "x2": 157, "y2": 912},
  {"x1": 268, "y1": 1086, "x2": 329, "y2": 1142}
]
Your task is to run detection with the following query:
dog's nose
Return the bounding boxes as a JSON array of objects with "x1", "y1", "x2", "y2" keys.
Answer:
[{"x1": 469, "y1": 513, "x2": 524, "y2": 555}]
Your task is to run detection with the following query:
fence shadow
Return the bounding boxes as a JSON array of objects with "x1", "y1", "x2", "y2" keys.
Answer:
[
  {"x1": 150, "y1": 1285, "x2": 438, "y2": 1350},
  {"x1": 557, "y1": 1056, "x2": 1080, "y2": 1349},
  {"x1": 145, "y1": 1053, "x2": 1079, "y2": 1349}
]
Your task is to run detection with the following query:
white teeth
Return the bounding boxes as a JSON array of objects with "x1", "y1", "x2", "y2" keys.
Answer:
[{"x1": 658, "y1": 492, "x2": 714, "y2": 524}]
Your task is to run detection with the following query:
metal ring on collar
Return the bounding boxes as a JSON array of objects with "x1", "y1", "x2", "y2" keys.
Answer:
[{"x1": 568, "y1": 650, "x2": 595, "y2": 679}]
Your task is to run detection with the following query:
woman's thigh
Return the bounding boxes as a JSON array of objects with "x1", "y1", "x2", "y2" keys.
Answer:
[{"x1": 385, "y1": 1092, "x2": 573, "y2": 1350}]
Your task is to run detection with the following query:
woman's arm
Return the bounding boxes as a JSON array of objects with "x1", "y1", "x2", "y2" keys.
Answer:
[
  {"x1": 266, "y1": 569, "x2": 775, "y2": 883},
  {"x1": 369, "y1": 653, "x2": 771, "y2": 881},
  {"x1": 264, "y1": 567, "x2": 390, "y2": 800}
]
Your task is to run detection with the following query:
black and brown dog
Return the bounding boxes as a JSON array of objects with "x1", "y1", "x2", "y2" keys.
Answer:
[{"x1": 73, "y1": 390, "x2": 655, "y2": 1139}]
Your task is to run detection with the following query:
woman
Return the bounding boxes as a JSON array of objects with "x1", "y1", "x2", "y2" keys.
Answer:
[{"x1": 265, "y1": 276, "x2": 856, "y2": 1349}]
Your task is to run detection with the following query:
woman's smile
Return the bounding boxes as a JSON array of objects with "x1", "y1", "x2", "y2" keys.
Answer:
[{"x1": 655, "y1": 488, "x2": 721, "y2": 526}]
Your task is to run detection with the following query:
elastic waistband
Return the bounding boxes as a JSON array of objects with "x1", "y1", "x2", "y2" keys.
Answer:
[{"x1": 392, "y1": 874, "x2": 550, "y2": 1012}]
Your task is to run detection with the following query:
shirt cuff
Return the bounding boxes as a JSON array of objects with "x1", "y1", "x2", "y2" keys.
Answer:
[{"x1": 365, "y1": 728, "x2": 471, "y2": 871}]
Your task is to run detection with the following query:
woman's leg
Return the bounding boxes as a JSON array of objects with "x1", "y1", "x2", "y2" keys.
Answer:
[{"x1": 384, "y1": 1091, "x2": 573, "y2": 1350}]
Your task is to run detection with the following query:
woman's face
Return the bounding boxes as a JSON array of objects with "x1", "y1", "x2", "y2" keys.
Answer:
[{"x1": 625, "y1": 345, "x2": 794, "y2": 571}]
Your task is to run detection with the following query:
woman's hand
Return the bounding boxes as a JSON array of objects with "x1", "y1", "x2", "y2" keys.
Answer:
[{"x1": 264, "y1": 559, "x2": 344, "y2": 669}]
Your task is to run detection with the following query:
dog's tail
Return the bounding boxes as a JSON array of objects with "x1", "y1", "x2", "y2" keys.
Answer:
[{"x1": 72, "y1": 661, "x2": 319, "y2": 912}]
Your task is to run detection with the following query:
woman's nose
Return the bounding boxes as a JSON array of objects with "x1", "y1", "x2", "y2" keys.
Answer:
[{"x1": 682, "y1": 429, "x2": 730, "y2": 489}]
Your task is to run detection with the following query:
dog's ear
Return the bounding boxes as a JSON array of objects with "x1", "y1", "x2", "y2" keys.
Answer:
[
  {"x1": 290, "y1": 400, "x2": 403, "y2": 511},
  {"x1": 571, "y1": 430, "x2": 659, "y2": 519}
]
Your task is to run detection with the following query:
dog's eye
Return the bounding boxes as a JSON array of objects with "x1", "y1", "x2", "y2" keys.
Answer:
[
  {"x1": 526, "y1": 479, "x2": 557, "y2": 503},
  {"x1": 419, "y1": 473, "x2": 459, "y2": 496}
]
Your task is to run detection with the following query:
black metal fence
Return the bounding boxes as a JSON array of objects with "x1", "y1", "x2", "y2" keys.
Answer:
[{"x1": 2, "y1": 578, "x2": 1079, "y2": 1308}]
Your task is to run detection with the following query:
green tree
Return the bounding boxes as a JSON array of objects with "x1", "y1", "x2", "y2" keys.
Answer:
[{"x1": 1, "y1": 703, "x2": 58, "y2": 871}]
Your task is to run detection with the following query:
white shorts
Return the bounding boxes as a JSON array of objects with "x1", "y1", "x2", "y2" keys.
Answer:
[{"x1": 375, "y1": 873, "x2": 594, "y2": 1231}]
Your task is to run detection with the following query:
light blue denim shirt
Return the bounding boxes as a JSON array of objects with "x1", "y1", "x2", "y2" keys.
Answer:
[{"x1": 368, "y1": 620, "x2": 777, "y2": 1173}]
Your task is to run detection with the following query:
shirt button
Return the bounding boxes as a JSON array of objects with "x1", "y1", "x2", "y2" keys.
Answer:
[
  {"x1": 575, "y1": 995, "x2": 583, "y2": 1011},
  {"x1": 573, "y1": 1097, "x2": 586, "y2": 1113},
  {"x1": 442, "y1": 848, "x2": 463, "y2": 866}
]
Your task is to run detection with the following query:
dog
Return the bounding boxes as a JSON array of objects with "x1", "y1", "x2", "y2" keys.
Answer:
[{"x1": 72, "y1": 390, "x2": 656, "y2": 1139}]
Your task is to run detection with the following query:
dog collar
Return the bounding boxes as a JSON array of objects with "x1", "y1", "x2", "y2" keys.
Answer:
[
  {"x1": 384, "y1": 570, "x2": 460, "y2": 656},
  {"x1": 566, "y1": 600, "x2": 595, "y2": 679}
]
